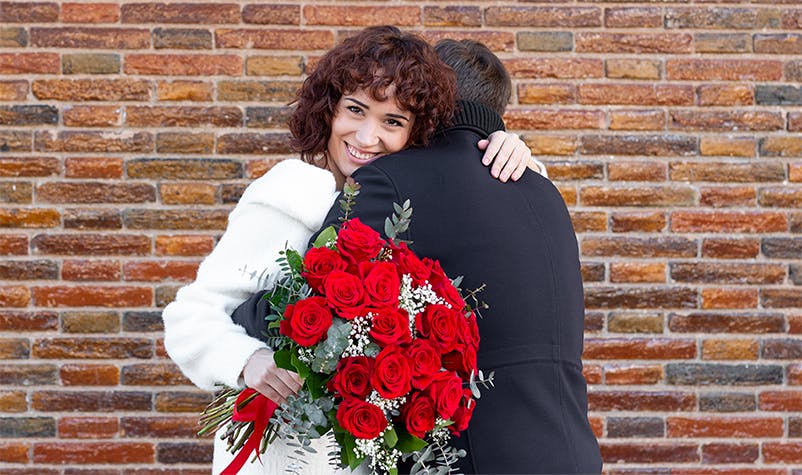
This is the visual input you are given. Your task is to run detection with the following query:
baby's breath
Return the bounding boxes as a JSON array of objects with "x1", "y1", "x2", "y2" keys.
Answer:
[
  {"x1": 342, "y1": 313, "x2": 373, "y2": 357},
  {"x1": 398, "y1": 274, "x2": 450, "y2": 336}
]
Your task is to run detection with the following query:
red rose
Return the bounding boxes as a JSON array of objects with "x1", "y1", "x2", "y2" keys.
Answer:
[
  {"x1": 329, "y1": 356, "x2": 374, "y2": 399},
  {"x1": 336, "y1": 397, "x2": 387, "y2": 439},
  {"x1": 425, "y1": 259, "x2": 466, "y2": 311},
  {"x1": 323, "y1": 270, "x2": 368, "y2": 319},
  {"x1": 402, "y1": 392, "x2": 436, "y2": 438},
  {"x1": 337, "y1": 218, "x2": 384, "y2": 264},
  {"x1": 368, "y1": 307, "x2": 412, "y2": 347},
  {"x1": 371, "y1": 345, "x2": 412, "y2": 399},
  {"x1": 279, "y1": 296, "x2": 332, "y2": 347},
  {"x1": 416, "y1": 304, "x2": 460, "y2": 353},
  {"x1": 302, "y1": 247, "x2": 347, "y2": 293},
  {"x1": 463, "y1": 312, "x2": 480, "y2": 351},
  {"x1": 361, "y1": 261, "x2": 401, "y2": 308},
  {"x1": 442, "y1": 344, "x2": 477, "y2": 380},
  {"x1": 425, "y1": 370, "x2": 463, "y2": 420},
  {"x1": 449, "y1": 389, "x2": 475, "y2": 436},
  {"x1": 392, "y1": 244, "x2": 430, "y2": 285},
  {"x1": 407, "y1": 339, "x2": 442, "y2": 390}
]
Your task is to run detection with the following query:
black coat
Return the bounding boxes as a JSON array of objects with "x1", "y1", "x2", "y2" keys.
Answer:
[{"x1": 232, "y1": 101, "x2": 602, "y2": 474}]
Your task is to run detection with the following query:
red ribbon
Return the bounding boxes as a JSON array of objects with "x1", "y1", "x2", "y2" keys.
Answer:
[{"x1": 221, "y1": 388, "x2": 279, "y2": 474}]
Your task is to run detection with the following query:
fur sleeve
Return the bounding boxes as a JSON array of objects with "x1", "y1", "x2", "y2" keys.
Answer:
[{"x1": 162, "y1": 160, "x2": 337, "y2": 390}]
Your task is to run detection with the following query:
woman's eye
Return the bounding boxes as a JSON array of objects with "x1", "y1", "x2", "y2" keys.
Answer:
[
  {"x1": 346, "y1": 105, "x2": 363, "y2": 115},
  {"x1": 386, "y1": 119, "x2": 403, "y2": 127}
]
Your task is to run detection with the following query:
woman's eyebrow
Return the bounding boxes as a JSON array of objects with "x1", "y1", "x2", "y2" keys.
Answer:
[{"x1": 344, "y1": 97, "x2": 410, "y2": 122}]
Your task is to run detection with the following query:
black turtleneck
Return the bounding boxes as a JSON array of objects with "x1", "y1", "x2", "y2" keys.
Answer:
[{"x1": 443, "y1": 100, "x2": 506, "y2": 137}]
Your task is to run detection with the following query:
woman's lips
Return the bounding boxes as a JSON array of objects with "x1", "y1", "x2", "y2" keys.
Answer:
[{"x1": 346, "y1": 143, "x2": 380, "y2": 162}]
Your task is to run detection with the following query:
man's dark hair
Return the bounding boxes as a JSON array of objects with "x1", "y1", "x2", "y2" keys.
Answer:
[{"x1": 434, "y1": 39, "x2": 512, "y2": 116}]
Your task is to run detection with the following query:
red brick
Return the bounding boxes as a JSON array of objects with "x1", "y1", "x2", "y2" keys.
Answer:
[
  {"x1": 671, "y1": 211, "x2": 786, "y2": 233},
  {"x1": 0, "y1": 130, "x2": 31, "y2": 151},
  {"x1": 0, "y1": 441, "x2": 29, "y2": 463},
  {"x1": 583, "y1": 364, "x2": 602, "y2": 384},
  {"x1": 608, "y1": 162, "x2": 666, "y2": 182},
  {"x1": 34, "y1": 442, "x2": 154, "y2": 464},
  {"x1": 605, "y1": 364, "x2": 664, "y2": 385},
  {"x1": 34, "y1": 337, "x2": 151, "y2": 359},
  {"x1": 570, "y1": 211, "x2": 607, "y2": 233},
  {"x1": 609, "y1": 110, "x2": 666, "y2": 131},
  {"x1": 120, "y1": 3, "x2": 239, "y2": 24},
  {"x1": 37, "y1": 182, "x2": 155, "y2": 204},
  {"x1": 759, "y1": 391, "x2": 802, "y2": 411},
  {"x1": 30, "y1": 27, "x2": 149, "y2": 49},
  {"x1": 63, "y1": 209, "x2": 122, "y2": 230},
  {"x1": 700, "y1": 136, "x2": 756, "y2": 157},
  {"x1": 1, "y1": 286, "x2": 30, "y2": 308},
  {"x1": 62, "y1": 260, "x2": 121, "y2": 282},
  {"x1": 667, "y1": 59, "x2": 783, "y2": 81},
  {"x1": 581, "y1": 135, "x2": 696, "y2": 156},
  {"x1": 0, "y1": 235, "x2": 28, "y2": 255},
  {"x1": 0, "y1": 81, "x2": 28, "y2": 101},
  {"x1": 125, "y1": 209, "x2": 228, "y2": 231},
  {"x1": 154, "y1": 235, "x2": 214, "y2": 257},
  {"x1": 607, "y1": 312, "x2": 663, "y2": 334},
  {"x1": 304, "y1": 6, "x2": 419, "y2": 26},
  {"x1": 2, "y1": 1, "x2": 58, "y2": 22},
  {"x1": 215, "y1": 29, "x2": 334, "y2": 50},
  {"x1": 760, "y1": 187, "x2": 802, "y2": 208},
  {"x1": 702, "y1": 288, "x2": 759, "y2": 309},
  {"x1": 61, "y1": 3, "x2": 120, "y2": 23},
  {"x1": 667, "y1": 416, "x2": 783, "y2": 438},
  {"x1": 33, "y1": 234, "x2": 150, "y2": 256},
  {"x1": 0, "y1": 311, "x2": 57, "y2": 331},
  {"x1": 123, "y1": 261, "x2": 198, "y2": 282},
  {"x1": 606, "y1": 58, "x2": 661, "y2": 80},
  {"x1": 699, "y1": 186, "x2": 757, "y2": 208},
  {"x1": 504, "y1": 109, "x2": 604, "y2": 130},
  {"x1": 423, "y1": 6, "x2": 481, "y2": 27},
  {"x1": 504, "y1": 58, "x2": 603, "y2": 79},
  {"x1": 422, "y1": 30, "x2": 515, "y2": 52},
  {"x1": 120, "y1": 416, "x2": 198, "y2": 438},
  {"x1": 0, "y1": 338, "x2": 29, "y2": 358},
  {"x1": 122, "y1": 363, "x2": 191, "y2": 386},
  {"x1": 697, "y1": 84, "x2": 754, "y2": 106},
  {"x1": 702, "y1": 238, "x2": 760, "y2": 259},
  {"x1": 585, "y1": 286, "x2": 697, "y2": 310},
  {"x1": 154, "y1": 391, "x2": 211, "y2": 413},
  {"x1": 577, "y1": 33, "x2": 692, "y2": 53},
  {"x1": 216, "y1": 132, "x2": 293, "y2": 154},
  {"x1": 600, "y1": 443, "x2": 699, "y2": 463},
  {"x1": 670, "y1": 110, "x2": 784, "y2": 132},
  {"x1": 60, "y1": 364, "x2": 119, "y2": 386},
  {"x1": 124, "y1": 54, "x2": 241, "y2": 76},
  {"x1": 33, "y1": 79, "x2": 149, "y2": 101},
  {"x1": 32, "y1": 390, "x2": 151, "y2": 412},
  {"x1": 671, "y1": 262, "x2": 785, "y2": 285},
  {"x1": 790, "y1": 363, "x2": 802, "y2": 384},
  {"x1": 63, "y1": 105, "x2": 121, "y2": 127},
  {"x1": 579, "y1": 84, "x2": 693, "y2": 105},
  {"x1": 0, "y1": 208, "x2": 60, "y2": 228},
  {"x1": 517, "y1": 83, "x2": 575, "y2": 105},
  {"x1": 611, "y1": 212, "x2": 667, "y2": 233},
  {"x1": 35, "y1": 131, "x2": 153, "y2": 153},
  {"x1": 0, "y1": 390, "x2": 27, "y2": 412},
  {"x1": 584, "y1": 338, "x2": 696, "y2": 360},
  {"x1": 126, "y1": 106, "x2": 241, "y2": 127},
  {"x1": 217, "y1": 80, "x2": 299, "y2": 102},
  {"x1": 160, "y1": 183, "x2": 217, "y2": 205},
  {"x1": 581, "y1": 186, "x2": 694, "y2": 207},
  {"x1": 605, "y1": 7, "x2": 663, "y2": 28},
  {"x1": 486, "y1": 6, "x2": 601, "y2": 27},
  {"x1": 64, "y1": 157, "x2": 123, "y2": 179},
  {"x1": 610, "y1": 263, "x2": 666, "y2": 284},
  {"x1": 157, "y1": 81, "x2": 213, "y2": 102},
  {"x1": 582, "y1": 236, "x2": 696, "y2": 258},
  {"x1": 702, "y1": 339, "x2": 759, "y2": 360},
  {"x1": 242, "y1": 4, "x2": 299, "y2": 25},
  {"x1": 246, "y1": 56, "x2": 303, "y2": 76},
  {"x1": 702, "y1": 443, "x2": 759, "y2": 464},
  {"x1": 32, "y1": 286, "x2": 152, "y2": 308},
  {"x1": 764, "y1": 442, "x2": 802, "y2": 463},
  {"x1": 58, "y1": 417, "x2": 118, "y2": 438}
]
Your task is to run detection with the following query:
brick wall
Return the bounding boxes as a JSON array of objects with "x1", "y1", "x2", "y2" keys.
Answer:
[{"x1": 1, "y1": 1, "x2": 801, "y2": 473}]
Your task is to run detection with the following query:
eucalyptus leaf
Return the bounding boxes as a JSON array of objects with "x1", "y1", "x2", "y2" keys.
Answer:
[{"x1": 313, "y1": 226, "x2": 338, "y2": 249}]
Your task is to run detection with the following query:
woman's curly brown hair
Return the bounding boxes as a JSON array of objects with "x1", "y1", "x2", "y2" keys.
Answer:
[{"x1": 289, "y1": 26, "x2": 457, "y2": 165}]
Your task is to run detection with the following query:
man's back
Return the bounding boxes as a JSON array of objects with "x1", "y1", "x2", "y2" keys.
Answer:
[{"x1": 342, "y1": 102, "x2": 601, "y2": 473}]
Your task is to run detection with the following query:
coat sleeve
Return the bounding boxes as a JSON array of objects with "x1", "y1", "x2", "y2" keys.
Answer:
[{"x1": 162, "y1": 160, "x2": 337, "y2": 391}]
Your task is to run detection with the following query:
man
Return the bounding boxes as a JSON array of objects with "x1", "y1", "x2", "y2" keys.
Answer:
[{"x1": 233, "y1": 40, "x2": 601, "y2": 473}]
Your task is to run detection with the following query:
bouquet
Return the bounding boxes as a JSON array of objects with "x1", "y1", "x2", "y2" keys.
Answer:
[{"x1": 200, "y1": 183, "x2": 493, "y2": 474}]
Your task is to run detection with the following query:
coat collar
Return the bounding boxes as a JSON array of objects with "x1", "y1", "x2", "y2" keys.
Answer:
[{"x1": 446, "y1": 100, "x2": 506, "y2": 136}]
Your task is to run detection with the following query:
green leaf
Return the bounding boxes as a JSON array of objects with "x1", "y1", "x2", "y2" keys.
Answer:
[
  {"x1": 305, "y1": 371, "x2": 327, "y2": 399},
  {"x1": 313, "y1": 226, "x2": 338, "y2": 248},
  {"x1": 285, "y1": 249, "x2": 303, "y2": 274},
  {"x1": 273, "y1": 349, "x2": 293, "y2": 371},
  {"x1": 342, "y1": 432, "x2": 364, "y2": 470},
  {"x1": 388, "y1": 468, "x2": 399, "y2": 475},
  {"x1": 384, "y1": 426, "x2": 398, "y2": 448},
  {"x1": 291, "y1": 351, "x2": 311, "y2": 379},
  {"x1": 395, "y1": 426, "x2": 428, "y2": 453}
]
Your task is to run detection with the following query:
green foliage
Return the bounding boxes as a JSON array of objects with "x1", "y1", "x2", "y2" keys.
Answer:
[
  {"x1": 384, "y1": 426, "x2": 398, "y2": 448},
  {"x1": 339, "y1": 178, "x2": 361, "y2": 222},
  {"x1": 291, "y1": 351, "x2": 311, "y2": 379},
  {"x1": 273, "y1": 349, "x2": 293, "y2": 371},
  {"x1": 384, "y1": 199, "x2": 413, "y2": 244},
  {"x1": 395, "y1": 426, "x2": 428, "y2": 453},
  {"x1": 312, "y1": 225, "x2": 338, "y2": 249}
]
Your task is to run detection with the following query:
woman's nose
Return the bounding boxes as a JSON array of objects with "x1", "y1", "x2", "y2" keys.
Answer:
[{"x1": 354, "y1": 122, "x2": 379, "y2": 148}]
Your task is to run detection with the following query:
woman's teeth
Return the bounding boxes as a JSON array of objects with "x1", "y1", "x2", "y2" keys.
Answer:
[{"x1": 346, "y1": 144, "x2": 377, "y2": 161}]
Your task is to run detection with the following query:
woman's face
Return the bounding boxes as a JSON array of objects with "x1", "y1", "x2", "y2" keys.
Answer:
[{"x1": 326, "y1": 88, "x2": 414, "y2": 186}]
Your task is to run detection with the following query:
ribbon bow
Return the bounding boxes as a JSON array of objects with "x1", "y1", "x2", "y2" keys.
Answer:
[{"x1": 221, "y1": 389, "x2": 279, "y2": 474}]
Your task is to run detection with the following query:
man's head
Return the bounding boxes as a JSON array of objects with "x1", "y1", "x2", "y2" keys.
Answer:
[{"x1": 435, "y1": 39, "x2": 511, "y2": 116}]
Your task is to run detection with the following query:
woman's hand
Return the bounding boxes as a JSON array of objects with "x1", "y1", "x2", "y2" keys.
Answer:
[
  {"x1": 242, "y1": 348, "x2": 303, "y2": 405},
  {"x1": 478, "y1": 131, "x2": 548, "y2": 182}
]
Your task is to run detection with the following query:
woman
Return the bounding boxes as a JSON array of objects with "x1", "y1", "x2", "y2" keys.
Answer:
[{"x1": 162, "y1": 26, "x2": 542, "y2": 474}]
